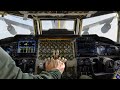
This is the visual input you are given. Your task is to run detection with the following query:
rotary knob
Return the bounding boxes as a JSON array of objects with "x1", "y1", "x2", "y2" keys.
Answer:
[{"x1": 22, "y1": 59, "x2": 27, "y2": 64}]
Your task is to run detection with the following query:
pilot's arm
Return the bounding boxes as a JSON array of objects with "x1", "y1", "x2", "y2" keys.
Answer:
[{"x1": 0, "y1": 47, "x2": 65, "y2": 79}]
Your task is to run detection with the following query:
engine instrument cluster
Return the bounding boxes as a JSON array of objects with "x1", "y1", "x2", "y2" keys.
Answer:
[
  {"x1": 36, "y1": 38, "x2": 77, "y2": 78},
  {"x1": 38, "y1": 39, "x2": 75, "y2": 61}
]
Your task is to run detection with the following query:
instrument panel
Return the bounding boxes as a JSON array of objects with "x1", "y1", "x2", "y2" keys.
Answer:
[
  {"x1": 1, "y1": 34, "x2": 120, "y2": 79},
  {"x1": 18, "y1": 40, "x2": 36, "y2": 53}
]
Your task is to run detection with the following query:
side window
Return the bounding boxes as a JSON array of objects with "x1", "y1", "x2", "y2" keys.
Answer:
[
  {"x1": 0, "y1": 14, "x2": 34, "y2": 39},
  {"x1": 81, "y1": 13, "x2": 118, "y2": 42}
]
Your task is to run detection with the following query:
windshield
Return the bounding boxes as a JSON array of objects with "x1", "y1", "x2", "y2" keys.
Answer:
[
  {"x1": 41, "y1": 20, "x2": 75, "y2": 31},
  {"x1": 0, "y1": 14, "x2": 34, "y2": 39},
  {"x1": 0, "y1": 13, "x2": 119, "y2": 42},
  {"x1": 81, "y1": 13, "x2": 118, "y2": 42}
]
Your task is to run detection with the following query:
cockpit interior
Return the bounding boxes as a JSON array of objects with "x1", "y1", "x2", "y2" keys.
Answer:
[{"x1": 0, "y1": 11, "x2": 120, "y2": 79}]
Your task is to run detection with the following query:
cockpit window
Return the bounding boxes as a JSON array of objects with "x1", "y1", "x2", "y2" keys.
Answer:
[
  {"x1": 41, "y1": 20, "x2": 75, "y2": 31},
  {"x1": 81, "y1": 13, "x2": 118, "y2": 42},
  {"x1": 0, "y1": 14, "x2": 34, "y2": 39}
]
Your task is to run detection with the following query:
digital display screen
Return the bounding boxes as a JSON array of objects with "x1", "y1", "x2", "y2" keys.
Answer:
[{"x1": 18, "y1": 40, "x2": 36, "y2": 53}]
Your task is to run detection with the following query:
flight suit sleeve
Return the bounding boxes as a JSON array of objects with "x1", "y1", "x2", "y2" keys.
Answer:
[{"x1": 0, "y1": 47, "x2": 61, "y2": 79}]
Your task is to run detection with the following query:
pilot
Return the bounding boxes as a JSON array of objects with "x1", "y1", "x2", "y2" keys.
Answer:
[{"x1": 0, "y1": 47, "x2": 66, "y2": 79}]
